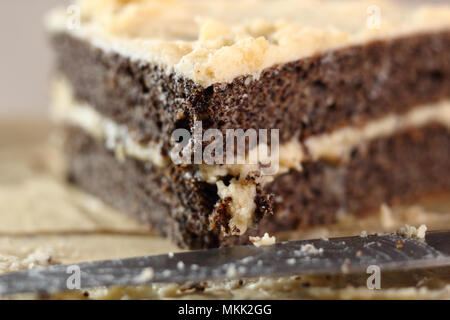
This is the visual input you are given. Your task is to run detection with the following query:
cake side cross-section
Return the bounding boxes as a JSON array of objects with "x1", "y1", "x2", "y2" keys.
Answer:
[{"x1": 47, "y1": 0, "x2": 450, "y2": 248}]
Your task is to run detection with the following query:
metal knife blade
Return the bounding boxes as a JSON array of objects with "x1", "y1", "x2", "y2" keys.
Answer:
[{"x1": 0, "y1": 230, "x2": 449, "y2": 296}]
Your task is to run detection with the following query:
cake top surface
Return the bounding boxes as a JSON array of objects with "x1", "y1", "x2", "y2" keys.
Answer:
[{"x1": 47, "y1": 0, "x2": 450, "y2": 86}]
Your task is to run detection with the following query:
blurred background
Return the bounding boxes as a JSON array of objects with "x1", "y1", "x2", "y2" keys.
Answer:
[{"x1": 0, "y1": 0, "x2": 69, "y2": 118}]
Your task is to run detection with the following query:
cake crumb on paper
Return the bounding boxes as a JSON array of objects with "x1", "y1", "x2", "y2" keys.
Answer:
[
  {"x1": 396, "y1": 224, "x2": 427, "y2": 239},
  {"x1": 249, "y1": 233, "x2": 276, "y2": 247},
  {"x1": 0, "y1": 247, "x2": 54, "y2": 274}
]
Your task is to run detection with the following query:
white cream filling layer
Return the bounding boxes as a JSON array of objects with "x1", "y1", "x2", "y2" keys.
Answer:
[
  {"x1": 52, "y1": 78, "x2": 450, "y2": 236},
  {"x1": 51, "y1": 79, "x2": 168, "y2": 167},
  {"x1": 196, "y1": 139, "x2": 304, "y2": 184},
  {"x1": 46, "y1": 0, "x2": 450, "y2": 87},
  {"x1": 305, "y1": 101, "x2": 450, "y2": 162}
]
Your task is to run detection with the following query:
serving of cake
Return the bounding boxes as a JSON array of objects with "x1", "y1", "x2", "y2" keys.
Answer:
[{"x1": 46, "y1": 0, "x2": 450, "y2": 249}]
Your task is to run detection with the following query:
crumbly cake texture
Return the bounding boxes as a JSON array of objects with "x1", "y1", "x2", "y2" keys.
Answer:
[
  {"x1": 397, "y1": 224, "x2": 427, "y2": 239},
  {"x1": 48, "y1": 0, "x2": 450, "y2": 248}
]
